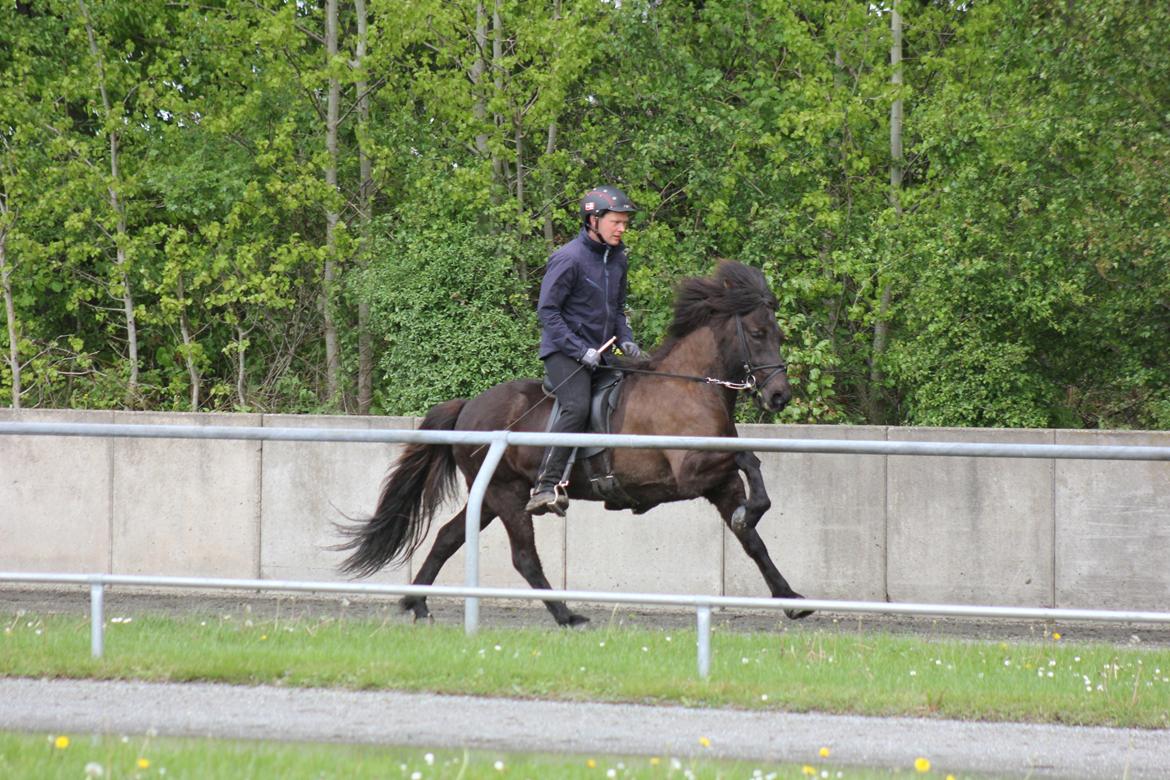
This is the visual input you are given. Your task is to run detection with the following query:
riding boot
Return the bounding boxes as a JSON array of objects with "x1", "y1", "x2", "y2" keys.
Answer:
[{"x1": 526, "y1": 446, "x2": 572, "y2": 516}]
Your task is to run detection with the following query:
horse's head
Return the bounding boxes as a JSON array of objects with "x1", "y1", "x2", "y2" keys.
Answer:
[
  {"x1": 732, "y1": 301, "x2": 792, "y2": 413},
  {"x1": 666, "y1": 260, "x2": 792, "y2": 413}
]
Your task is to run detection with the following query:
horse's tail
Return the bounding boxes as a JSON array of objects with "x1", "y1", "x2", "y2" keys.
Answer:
[{"x1": 335, "y1": 398, "x2": 467, "y2": 578}]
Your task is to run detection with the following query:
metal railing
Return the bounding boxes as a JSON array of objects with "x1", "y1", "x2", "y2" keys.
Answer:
[
  {"x1": 4, "y1": 571, "x2": 1170, "y2": 678},
  {"x1": 4, "y1": 420, "x2": 1170, "y2": 677}
]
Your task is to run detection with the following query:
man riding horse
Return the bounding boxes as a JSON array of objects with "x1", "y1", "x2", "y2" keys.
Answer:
[{"x1": 526, "y1": 185, "x2": 643, "y2": 517}]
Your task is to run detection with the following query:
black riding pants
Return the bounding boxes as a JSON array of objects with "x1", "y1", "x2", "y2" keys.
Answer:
[{"x1": 536, "y1": 351, "x2": 592, "y2": 487}]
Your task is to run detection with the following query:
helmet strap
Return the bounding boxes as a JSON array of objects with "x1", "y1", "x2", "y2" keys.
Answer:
[{"x1": 586, "y1": 213, "x2": 605, "y2": 243}]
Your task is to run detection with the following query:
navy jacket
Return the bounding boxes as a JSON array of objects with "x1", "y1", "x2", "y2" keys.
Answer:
[{"x1": 538, "y1": 228, "x2": 635, "y2": 361}]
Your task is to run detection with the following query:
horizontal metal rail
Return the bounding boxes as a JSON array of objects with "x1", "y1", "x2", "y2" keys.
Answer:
[
  {"x1": 6, "y1": 419, "x2": 1170, "y2": 674},
  {"x1": 4, "y1": 420, "x2": 1170, "y2": 461},
  {"x1": 4, "y1": 573, "x2": 1170, "y2": 678}
]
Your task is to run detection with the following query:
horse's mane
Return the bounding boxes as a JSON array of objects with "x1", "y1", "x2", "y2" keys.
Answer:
[
  {"x1": 636, "y1": 261, "x2": 775, "y2": 367},
  {"x1": 667, "y1": 260, "x2": 777, "y2": 338}
]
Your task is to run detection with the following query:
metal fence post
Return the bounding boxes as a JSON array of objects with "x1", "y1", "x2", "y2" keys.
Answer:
[
  {"x1": 90, "y1": 580, "x2": 105, "y2": 659},
  {"x1": 465, "y1": 436, "x2": 508, "y2": 636},
  {"x1": 696, "y1": 604, "x2": 711, "y2": 679}
]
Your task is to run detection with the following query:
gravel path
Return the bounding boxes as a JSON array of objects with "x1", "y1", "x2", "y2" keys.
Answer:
[{"x1": 2, "y1": 677, "x2": 1168, "y2": 779}]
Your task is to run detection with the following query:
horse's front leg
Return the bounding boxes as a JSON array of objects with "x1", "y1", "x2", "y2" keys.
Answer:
[
  {"x1": 706, "y1": 476, "x2": 813, "y2": 620},
  {"x1": 732, "y1": 451, "x2": 771, "y2": 532}
]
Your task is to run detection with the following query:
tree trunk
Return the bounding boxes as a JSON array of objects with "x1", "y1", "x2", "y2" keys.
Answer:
[
  {"x1": 513, "y1": 110, "x2": 527, "y2": 282},
  {"x1": 354, "y1": 0, "x2": 373, "y2": 414},
  {"x1": 543, "y1": 121, "x2": 557, "y2": 245},
  {"x1": 235, "y1": 321, "x2": 247, "y2": 408},
  {"x1": 542, "y1": 0, "x2": 561, "y2": 247},
  {"x1": 322, "y1": 0, "x2": 343, "y2": 410},
  {"x1": 867, "y1": 0, "x2": 902, "y2": 424},
  {"x1": 491, "y1": 0, "x2": 507, "y2": 186},
  {"x1": 0, "y1": 223, "x2": 19, "y2": 409},
  {"x1": 80, "y1": 0, "x2": 139, "y2": 402},
  {"x1": 176, "y1": 274, "x2": 200, "y2": 410},
  {"x1": 471, "y1": 3, "x2": 490, "y2": 160}
]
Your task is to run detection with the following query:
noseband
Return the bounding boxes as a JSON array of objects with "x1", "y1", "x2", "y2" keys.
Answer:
[{"x1": 733, "y1": 313, "x2": 788, "y2": 398}]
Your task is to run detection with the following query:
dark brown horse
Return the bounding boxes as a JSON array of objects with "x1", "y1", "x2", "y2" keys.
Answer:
[{"x1": 337, "y1": 260, "x2": 812, "y2": 626}]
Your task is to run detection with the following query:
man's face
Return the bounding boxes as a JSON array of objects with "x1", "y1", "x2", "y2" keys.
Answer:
[{"x1": 590, "y1": 211, "x2": 631, "y2": 246}]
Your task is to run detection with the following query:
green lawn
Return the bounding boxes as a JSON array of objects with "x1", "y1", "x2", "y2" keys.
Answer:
[
  {"x1": 0, "y1": 731, "x2": 973, "y2": 779},
  {"x1": 3, "y1": 611, "x2": 1169, "y2": 728}
]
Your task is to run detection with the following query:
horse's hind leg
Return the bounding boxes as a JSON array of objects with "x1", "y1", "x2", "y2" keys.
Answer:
[
  {"x1": 401, "y1": 504, "x2": 496, "y2": 621},
  {"x1": 706, "y1": 478, "x2": 813, "y2": 620},
  {"x1": 496, "y1": 495, "x2": 588, "y2": 628}
]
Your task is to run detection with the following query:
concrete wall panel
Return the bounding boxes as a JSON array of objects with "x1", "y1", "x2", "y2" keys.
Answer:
[
  {"x1": 0, "y1": 408, "x2": 114, "y2": 572},
  {"x1": 565, "y1": 499, "x2": 722, "y2": 595},
  {"x1": 887, "y1": 427, "x2": 1055, "y2": 606},
  {"x1": 6, "y1": 410, "x2": 1168, "y2": 614},
  {"x1": 111, "y1": 412, "x2": 262, "y2": 578},
  {"x1": 260, "y1": 414, "x2": 413, "y2": 584},
  {"x1": 725, "y1": 424, "x2": 887, "y2": 602},
  {"x1": 1054, "y1": 430, "x2": 1170, "y2": 611}
]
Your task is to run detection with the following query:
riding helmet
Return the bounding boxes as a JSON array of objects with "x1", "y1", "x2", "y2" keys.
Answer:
[{"x1": 580, "y1": 185, "x2": 636, "y2": 226}]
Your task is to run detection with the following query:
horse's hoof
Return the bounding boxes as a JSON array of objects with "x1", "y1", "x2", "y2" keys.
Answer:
[
  {"x1": 561, "y1": 613, "x2": 591, "y2": 628},
  {"x1": 782, "y1": 593, "x2": 814, "y2": 620},
  {"x1": 400, "y1": 596, "x2": 430, "y2": 622},
  {"x1": 730, "y1": 505, "x2": 748, "y2": 533}
]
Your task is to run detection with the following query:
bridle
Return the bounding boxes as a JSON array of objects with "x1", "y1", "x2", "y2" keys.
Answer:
[
  {"x1": 730, "y1": 312, "x2": 788, "y2": 397},
  {"x1": 615, "y1": 311, "x2": 788, "y2": 401}
]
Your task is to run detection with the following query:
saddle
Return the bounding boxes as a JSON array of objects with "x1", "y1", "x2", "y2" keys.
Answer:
[{"x1": 542, "y1": 369, "x2": 639, "y2": 509}]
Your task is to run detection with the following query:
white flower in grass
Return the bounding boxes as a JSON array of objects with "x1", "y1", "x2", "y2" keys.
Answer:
[
  {"x1": 424, "y1": 753, "x2": 434, "y2": 766},
  {"x1": 84, "y1": 762, "x2": 104, "y2": 778},
  {"x1": 411, "y1": 773, "x2": 422, "y2": 780}
]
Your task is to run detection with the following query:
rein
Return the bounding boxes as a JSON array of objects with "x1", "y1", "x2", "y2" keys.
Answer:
[{"x1": 612, "y1": 313, "x2": 787, "y2": 396}]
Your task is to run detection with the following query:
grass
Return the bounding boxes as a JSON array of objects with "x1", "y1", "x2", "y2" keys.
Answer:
[
  {"x1": 3, "y1": 609, "x2": 1169, "y2": 729},
  {"x1": 0, "y1": 731, "x2": 972, "y2": 779},
  {"x1": 0, "y1": 734, "x2": 987, "y2": 780}
]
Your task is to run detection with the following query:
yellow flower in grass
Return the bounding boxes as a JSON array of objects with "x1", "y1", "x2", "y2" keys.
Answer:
[
  {"x1": 649, "y1": 757, "x2": 660, "y2": 766},
  {"x1": 819, "y1": 746, "x2": 831, "y2": 758},
  {"x1": 1052, "y1": 632, "x2": 1062, "y2": 641},
  {"x1": 698, "y1": 736, "x2": 711, "y2": 748},
  {"x1": 137, "y1": 758, "x2": 151, "y2": 769},
  {"x1": 586, "y1": 759, "x2": 597, "y2": 769},
  {"x1": 801, "y1": 766, "x2": 816, "y2": 776},
  {"x1": 914, "y1": 757, "x2": 931, "y2": 773},
  {"x1": 54, "y1": 735, "x2": 70, "y2": 749}
]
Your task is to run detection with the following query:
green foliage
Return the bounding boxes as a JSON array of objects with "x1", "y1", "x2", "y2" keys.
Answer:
[
  {"x1": 1, "y1": 0, "x2": 1167, "y2": 428},
  {"x1": 357, "y1": 216, "x2": 541, "y2": 415}
]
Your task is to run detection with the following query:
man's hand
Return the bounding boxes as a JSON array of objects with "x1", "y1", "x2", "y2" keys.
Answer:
[
  {"x1": 620, "y1": 341, "x2": 641, "y2": 359},
  {"x1": 581, "y1": 348, "x2": 601, "y2": 369}
]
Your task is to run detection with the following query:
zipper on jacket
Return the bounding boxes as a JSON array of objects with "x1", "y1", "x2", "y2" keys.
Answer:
[{"x1": 602, "y1": 246, "x2": 611, "y2": 342}]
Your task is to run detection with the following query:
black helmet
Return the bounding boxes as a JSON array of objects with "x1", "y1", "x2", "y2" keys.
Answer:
[{"x1": 580, "y1": 185, "x2": 636, "y2": 226}]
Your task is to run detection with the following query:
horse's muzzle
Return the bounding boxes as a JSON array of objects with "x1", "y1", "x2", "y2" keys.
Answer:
[{"x1": 767, "y1": 391, "x2": 790, "y2": 412}]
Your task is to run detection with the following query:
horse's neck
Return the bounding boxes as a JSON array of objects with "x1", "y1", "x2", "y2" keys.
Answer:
[{"x1": 658, "y1": 326, "x2": 732, "y2": 380}]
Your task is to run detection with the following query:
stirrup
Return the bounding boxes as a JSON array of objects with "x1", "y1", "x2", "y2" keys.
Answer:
[{"x1": 526, "y1": 481, "x2": 570, "y2": 517}]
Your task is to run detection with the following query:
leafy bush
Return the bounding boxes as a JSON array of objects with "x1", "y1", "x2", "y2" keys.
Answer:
[{"x1": 357, "y1": 219, "x2": 541, "y2": 416}]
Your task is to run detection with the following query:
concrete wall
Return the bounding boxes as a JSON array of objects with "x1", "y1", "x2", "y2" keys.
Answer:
[{"x1": 2, "y1": 408, "x2": 1168, "y2": 610}]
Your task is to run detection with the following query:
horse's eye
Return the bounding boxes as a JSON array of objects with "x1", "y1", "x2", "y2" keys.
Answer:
[{"x1": 751, "y1": 329, "x2": 765, "y2": 339}]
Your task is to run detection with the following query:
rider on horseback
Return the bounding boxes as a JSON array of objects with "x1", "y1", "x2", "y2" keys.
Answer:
[{"x1": 525, "y1": 185, "x2": 643, "y2": 516}]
